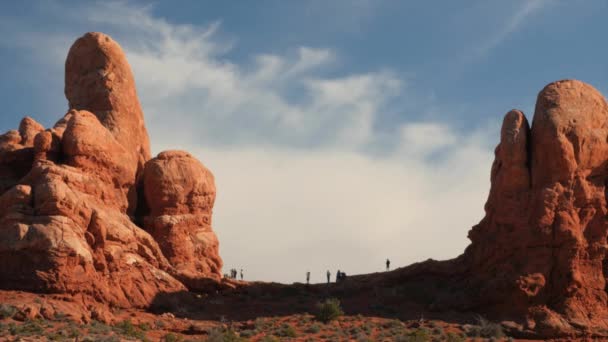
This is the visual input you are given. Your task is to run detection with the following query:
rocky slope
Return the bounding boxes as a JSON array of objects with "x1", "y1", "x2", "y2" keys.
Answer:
[{"x1": 0, "y1": 32, "x2": 223, "y2": 308}]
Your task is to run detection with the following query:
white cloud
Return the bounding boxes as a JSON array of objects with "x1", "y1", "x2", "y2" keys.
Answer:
[
  {"x1": 2, "y1": 1, "x2": 497, "y2": 283},
  {"x1": 202, "y1": 139, "x2": 492, "y2": 283},
  {"x1": 471, "y1": 0, "x2": 551, "y2": 60},
  {"x1": 398, "y1": 123, "x2": 458, "y2": 157}
]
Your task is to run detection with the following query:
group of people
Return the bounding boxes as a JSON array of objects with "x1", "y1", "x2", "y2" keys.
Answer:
[
  {"x1": 227, "y1": 259, "x2": 392, "y2": 283},
  {"x1": 304, "y1": 259, "x2": 391, "y2": 284},
  {"x1": 305, "y1": 270, "x2": 348, "y2": 284},
  {"x1": 228, "y1": 268, "x2": 243, "y2": 280}
]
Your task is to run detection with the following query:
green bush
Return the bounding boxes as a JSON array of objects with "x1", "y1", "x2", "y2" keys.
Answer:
[
  {"x1": 276, "y1": 323, "x2": 297, "y2": 337},
  {"x1": 0, "y1": 304, "x2": 16, "y2": 319},
  {"x1": 113, "y1": 320, "x2": 147, "y2": 341},
  {"x1": 207, "y1": 328, "x2": 246, "y2": 342},
  {"x1": 306, "y1": 323, "x2": 322, "y2": 333},
  {"x1": 314, "y1": 298, "x2": 344, "y2": 323},
  {"x1": 88, "y1": 320, "x2": 112, "y2": 335},
  {"x1": 8, "y1": 320, "x2": 45, "y2": 336},
  {"x1": 396, "y1": 328, "x2": 431, "y2": 342},
  {"x1": 163, "y1": 332, "x2": 183, "y2": 342},
  {"x1": 445, "y1": 332, "x2": 465, "y2": 342},
  {"x1": 240, "y1": 329, "x2": 256, "y2": 337}
]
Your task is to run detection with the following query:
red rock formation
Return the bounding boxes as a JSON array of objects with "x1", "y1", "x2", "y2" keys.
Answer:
[
  {"x1": 143, "y1": 150, "x2": 223, "y2": 288},
  {"x1": 65, "y1": 32, "x2": 151, "y2": 175},
  {"x1": 465, "y1": 80, "x2": 608, "y2": 337},
  {"x1": 0, "y1": 32, "x2": 223, "y2": 308}
]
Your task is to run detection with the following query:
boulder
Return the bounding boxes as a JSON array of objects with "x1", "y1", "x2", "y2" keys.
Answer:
[{"x1": 143, "y1": 150, "x2": 223, "y2": 288}]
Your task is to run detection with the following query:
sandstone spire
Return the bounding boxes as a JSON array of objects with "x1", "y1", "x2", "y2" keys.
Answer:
[{"x1": 65, "y1": 32, "x2": 151, "y2": 173}]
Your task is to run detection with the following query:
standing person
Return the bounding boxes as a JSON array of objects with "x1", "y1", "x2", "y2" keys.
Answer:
[
  {"x1": 306, "y1": 271, "x2": 311, "y2": 285},
  {"x1": 386, "y1": 258, "x2": 390, "y2": 271},
  {"x1": 240, "y1": 269, "x2": 243, "y2": 280},
  {"x1": 326, "y1": 270, "x2": 331, "y2": 284},
  {"x1": 336, "y1": 270, "x2": 340, "y2": 282}
]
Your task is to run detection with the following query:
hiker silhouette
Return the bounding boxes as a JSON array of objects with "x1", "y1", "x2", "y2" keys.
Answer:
[{"x1": 386, "y1": 258, "x2": 390, "y2": 271}]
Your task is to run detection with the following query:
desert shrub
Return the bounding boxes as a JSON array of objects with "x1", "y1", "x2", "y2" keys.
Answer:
[
  {"x1": 314, "y1": 298, "x2": 344, "y2": 323},
  {"x1": 89, "y1": 320, "x2": 112, "y2": 335},
  {"x1": 431, "y1": 326, "x2": 443, "y2": 335},
  {"x1": 0, "y1": 305, "x2": 16, "y2": 320},
  {"x1": 66, "y1": 322, "x2": 81, "y2": 338},
  {"x1": 396, "y1": 328, "x2": 431, "y2": 342},
  {"x1": 445, "y1": 332, "x2": 465, "y2": 342},
  {"x1": 163, "y1": 332, "x2": 183, "y2": 342},
  {"x1": 207, "y1": 328, "x2": 246, "y2": 342},
  {"x1": 113, "y1": 319, "x2": 147, "y2": 341},
  {"x1": 138, "y1": 322, "x2": 151, "y2": 331},
  {"x1": 276, "y1": 323, "x2": 297, "y2": 337},
  {"x1": 306, "y1": 323, "x2": 322, "y2": 333},
  {"x1": 54, "y1": 312, "x2": 70, "y2": 321},
  {"x1": 0, "y1": 304, "x2": 16, "y2": 319},
  {"x1": 254, "y1": 317, "x2": 270, "y2": 330},
  {"x1": 240, "y1": 329, "x2": 256, "y2": 337},
  {"x1": 348, "y1": 326, "x2": 362, "y2": 335},
  {"x1": 8, "y1": 320, "x2": 45, "y2": 336},
  {"x1": 296, "y1": 314, "x2": 311, "y2": 325}
]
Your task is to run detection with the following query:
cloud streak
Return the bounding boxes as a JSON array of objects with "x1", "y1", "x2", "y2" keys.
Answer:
[{"x1": 471, "y1": 0, "x2": 550, "y2": 60}]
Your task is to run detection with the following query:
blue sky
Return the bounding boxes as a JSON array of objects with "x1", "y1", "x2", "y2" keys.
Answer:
[{"x1": 0, "y1": 0, "x2": 606, "y2": 282}]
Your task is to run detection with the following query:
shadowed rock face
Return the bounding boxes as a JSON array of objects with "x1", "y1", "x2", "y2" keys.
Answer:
[
  {"x1": 465, "y1": 80, "x2": 608, "y2": 337},
  {"x1": 0, "y1": 32, "x2": 223, "y2": 308}
]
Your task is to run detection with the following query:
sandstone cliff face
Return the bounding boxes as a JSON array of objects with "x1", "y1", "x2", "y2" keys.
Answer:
[
  {"x1": 0, "y1": 32, "x2": 223, "y2": 308},
  {"x1": 466, "y1": 80, "x2": 608, "y2": 336}
]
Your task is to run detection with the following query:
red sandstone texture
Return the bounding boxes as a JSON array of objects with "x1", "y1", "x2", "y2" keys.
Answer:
[
  {"x1": 0, "y1": 32, "x2": 223, "y2": 308},
  {"x1": 464, "y1": 80, "x2": 608, "y2": 337}
]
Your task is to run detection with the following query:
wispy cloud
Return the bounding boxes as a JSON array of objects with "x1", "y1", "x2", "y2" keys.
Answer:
[{"x1": 470, "y1": 0, "x2": 551, "y2": 60}]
